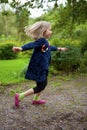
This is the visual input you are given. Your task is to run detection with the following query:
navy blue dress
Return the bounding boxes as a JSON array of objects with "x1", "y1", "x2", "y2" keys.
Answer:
[{"x1": 21, "y1": 38, "x2": 57, "y2": 82}]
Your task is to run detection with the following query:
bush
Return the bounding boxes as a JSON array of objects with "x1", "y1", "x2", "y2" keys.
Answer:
[
  {"x1": 81, "y1": 37, "x2": 87, "y2": 54},
  {"x1": 79, "y1": 51, "x2": 87, "y2": 73},
  {"x1": 51, "y1": 44, "x2": 81, "y2": 73},
  {"x1": 73, "y1": 26, "x2": 87, "y2": 53},
  {"x1": 0, "y1": 44, "x2": 18, "y2": 59}
]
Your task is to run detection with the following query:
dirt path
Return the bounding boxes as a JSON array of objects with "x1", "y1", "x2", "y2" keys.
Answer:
[{"x1": 0, "y1": 76, "x2": 87, "y2": 130}]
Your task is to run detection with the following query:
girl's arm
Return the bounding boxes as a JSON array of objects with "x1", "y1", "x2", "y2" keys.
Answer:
[
  {"x1": 12, "y1": 41, "x2": 38, "y2": 52},
  {"x1": 12, "y1": 41, "x2": 41, "y2": 53},
  {"x1": 50, "y1": 46, "x2": 68, "y2": 51},
  {"x1": 12, "y1": 47, "x2": 22, "y2": 52},
  {"x1": 57, "y1": 47, "x2": 68, "y2": 51}
]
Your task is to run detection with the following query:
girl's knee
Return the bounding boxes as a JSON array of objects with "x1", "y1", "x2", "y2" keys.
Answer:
[
  {"x1": 33, "y1": 86, "x2": 45, "y2": 94},
  {"x1": 33, "y1": 79, "x2": 47, "y2": 94}
]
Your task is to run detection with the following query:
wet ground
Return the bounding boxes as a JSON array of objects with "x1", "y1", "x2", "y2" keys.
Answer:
[{"x1": 0, "y1": 76, "x2": 87, "y2": 130}]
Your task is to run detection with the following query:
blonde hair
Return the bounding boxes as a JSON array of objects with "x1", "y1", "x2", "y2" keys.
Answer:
[{"x1": 24, "y1": 21, "x2": 51, "y2": 40}]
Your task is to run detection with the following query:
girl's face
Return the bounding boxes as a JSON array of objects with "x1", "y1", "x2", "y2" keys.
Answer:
[{"x1": 43, "y1": 26, "x2": 52, "y2": 39}]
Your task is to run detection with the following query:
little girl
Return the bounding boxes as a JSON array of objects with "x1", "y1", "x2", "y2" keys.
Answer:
[{"x1": 12, "y1": 21, "x2": 67, "y2": 107}]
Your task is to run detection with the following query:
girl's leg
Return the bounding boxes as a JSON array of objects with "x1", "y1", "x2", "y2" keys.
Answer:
[
  {"x1": 32, "y1": 79, "x2": 47, "y2": 105},
  {"x1": 32, "y1": 92, "x2": 46, "y2": 105},
  {"x1": 15, "y1": 88, "x2": 34, "y2": 107},
  {"x1": 33, "y1": 92, "x2": 41, "y2": 101},
  {"x1": 23, "y1": 88, "x2": 34, "y2": 97},
  {"x1": 15, "y1": 79, "x2": 47, "y2": 107},
  {"x1": 15, "y1": 90, "x2": 45, "y2": 106}
]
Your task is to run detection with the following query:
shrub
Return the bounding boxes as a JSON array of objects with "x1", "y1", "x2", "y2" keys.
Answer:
[
  {"x1": 0, "y1": 44, "x2": 18, "y2": 59},
  {"x1": 81, "y1": 37, "x2": 87, "y2": 54},
  {"x1": 73, "y1": 27, "x2": 87, "y2": 53},
  {"x1": 79, "y1": 51, "x2": 87, "y2": 73},
  {"x1": 51, "y1": 44, "x2": 81, "y2": 73}
]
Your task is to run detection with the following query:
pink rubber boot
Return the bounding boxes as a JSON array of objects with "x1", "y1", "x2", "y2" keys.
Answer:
[
  {"x1": 15, "y1": 93, "x2": 20, "y2": 107},
  {"x1": 32, "y1": 100, "x2": 46, "y2": 105}
]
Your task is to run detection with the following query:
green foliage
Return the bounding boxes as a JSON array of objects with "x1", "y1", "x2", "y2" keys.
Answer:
[
  {"x1": 0, "y1": 35, "x2": 22, "y2": 46},
  {"x1": 0, "y1": 11, "x2": 17, "y2": 36},
  {"x1": 15, "y1": 7, "x2": 29, "y2": 41},
  {"x1": 73, "y1": 24, "x2": 87, "y2": 53},
  {"x1": 66, "y1": 0, "x2": 87, "y2": 23},
  {"x1": 0, "y1": 44, "x2": 18, "y2": 59},
  {"x1": 10, "y1": 0, "x2": 32, "y2": 41},
  {"x1": 52, "y1": 44, "x2": 81, "y2": 73},
  {"x1": 0, "y1": 0, "x2": 8, "y2": 3},
  {"x1": 0, "y1": 58, "x2": 28, "y2": 85},
  {"x1": 79, "y1": 51, "x2": 87, "y2": 73},
  {"x1": 81, "y1": 37, "x2": 87, "y2": 54}
]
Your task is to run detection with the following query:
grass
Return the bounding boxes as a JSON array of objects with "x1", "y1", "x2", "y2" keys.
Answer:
[
  {"x1": 0, "y1": 58, "x2": 86, "y2": 86},
  {"x1": 0, "y1": 58, "x2": 29, "y2": 85}
]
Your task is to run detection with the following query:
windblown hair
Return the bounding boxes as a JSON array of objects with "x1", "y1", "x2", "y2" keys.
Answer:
[{"x1": 24, "y1": 21, "x2": 51, "y2": 40}]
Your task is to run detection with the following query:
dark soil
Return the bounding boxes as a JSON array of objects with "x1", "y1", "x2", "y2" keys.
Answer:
[{"x1": 0, "y1": 76, "x2": 87, "y2": 130}]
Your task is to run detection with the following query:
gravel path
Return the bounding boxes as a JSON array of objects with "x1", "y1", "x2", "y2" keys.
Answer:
[{"x1": 0, "y1": 76, "x2": 87, "y2": 130}]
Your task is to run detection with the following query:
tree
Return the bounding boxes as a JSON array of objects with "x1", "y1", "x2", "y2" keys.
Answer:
[
  {"x1": 0, "y1": 0, "x2": 8, "y2": 3},
  {"x1": 66, "y1": 0, "x2": 87, "y2": 23},
  {"x1": 0, "y1": 0, "x2": 10, "y2": 36},
  {"x1": 10, "y1": 0, "x2": 31, "y2": 40}
]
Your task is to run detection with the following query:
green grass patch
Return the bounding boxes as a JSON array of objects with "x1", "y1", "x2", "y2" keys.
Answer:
[
  {"x1": 0, "y1": 58, "x2": 86, "y2": 86},
  {"x1": 0, "y1": 58, "x2": 29, "y2": 85}
]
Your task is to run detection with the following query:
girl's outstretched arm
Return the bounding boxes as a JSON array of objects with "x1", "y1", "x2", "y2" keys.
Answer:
[
  {"x1": 50, "y1": 46, "x2": 68, "y2": 52},
  {"x1": 12, "y1": 46, "x2": 22, "y2": 53},
  {"x1": 57, "y1": 47, "x2": 68, "y2": 51}
]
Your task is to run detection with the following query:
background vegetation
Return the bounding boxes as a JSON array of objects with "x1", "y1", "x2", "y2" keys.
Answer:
[{"x1": 0, "y1": 0, "x2": 87, "y2": 85}]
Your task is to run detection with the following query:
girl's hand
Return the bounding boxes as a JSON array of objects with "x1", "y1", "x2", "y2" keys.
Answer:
[
  {"x1": 12, "y1": 47, "x2": 22, "y2": 52},
  {"x1": 58, "y1": 47, "x2": 68, "y2": 51}
]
